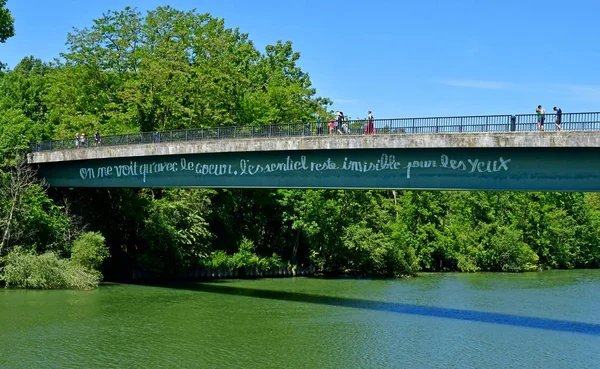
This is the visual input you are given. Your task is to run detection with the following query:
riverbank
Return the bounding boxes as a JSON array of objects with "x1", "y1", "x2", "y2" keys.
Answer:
[
  {"x1": 129, "y1": 265, "x2": 600, "y2": 285},
  {"x1": 131, "y1": 266, "x2": 317, "y2": 283}
]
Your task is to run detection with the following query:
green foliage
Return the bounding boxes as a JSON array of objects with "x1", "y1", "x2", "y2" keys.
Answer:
[
  {"x1": 71, "y1": 232, "x2": 109, "y2": 271},
  {"x1": 204, "y1": 250, "x2": 230, "y2": 270},
  {"x1": 0, "y1": 0, "x2": 14, "y2": 44},
  {"x1": 1, "y1": 248, "x2": 99, "y2": 289},
  {"x1": 42, "y1": 6, "x2": 330, "y2": 138},
  {"x1": 137, "y1": 189, "x2": 214, "y2": 277},
  {"x1": 201, "y1": 237, "x2": 285, "y2": 273}
]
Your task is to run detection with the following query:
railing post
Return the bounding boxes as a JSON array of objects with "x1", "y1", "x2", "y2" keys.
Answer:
[
  {"x1": 186, "y1": 130, "x2": 188, "y2": 141},
  {"x1": 459, "y1": 117, "x2": 463, "y2": 133},
  {"x1": 218, "y1": 127, "x2": 221, "y2": 139},
  {"x1": 510, "y1": 116, "x2": 516, "y2": 131},
  {"x1": 435, "y1": 118, "x2": 439, "y2": 133},
  {"x1": 251, "y1": 126, "x2": 255, "y2": 138}
]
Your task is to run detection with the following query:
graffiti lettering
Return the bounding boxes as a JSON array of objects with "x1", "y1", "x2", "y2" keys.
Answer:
[{"x1": 76, "y1": 152, "x2": 513, "y2": 184}]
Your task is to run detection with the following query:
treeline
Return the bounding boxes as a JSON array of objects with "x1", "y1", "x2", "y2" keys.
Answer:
[{"x1": 1, "y1": 6, "x2": 599, "y2": 287}]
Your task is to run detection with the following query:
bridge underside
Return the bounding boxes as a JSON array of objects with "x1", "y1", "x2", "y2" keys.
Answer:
[{"x1": 35, "y1": 147, "x2": 600, "y2": 191}]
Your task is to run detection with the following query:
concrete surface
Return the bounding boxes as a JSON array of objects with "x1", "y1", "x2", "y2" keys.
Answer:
[{"x1": 28, "y1": 131, "x2": 600, "y2": 164}]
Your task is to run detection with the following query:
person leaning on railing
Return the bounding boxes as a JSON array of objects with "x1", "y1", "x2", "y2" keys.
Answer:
[{"x1": 553, "y1": 107, "x2": 562, "y2": 131}]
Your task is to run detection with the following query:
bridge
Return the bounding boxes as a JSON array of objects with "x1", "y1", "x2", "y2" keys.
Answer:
[{"x1": 28, "y1": 112, "x2": 600, "y2": 191}]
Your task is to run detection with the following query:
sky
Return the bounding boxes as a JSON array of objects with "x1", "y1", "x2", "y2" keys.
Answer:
[{"x1": 1, "y1": 0, "x2": 599, "y2": 119}]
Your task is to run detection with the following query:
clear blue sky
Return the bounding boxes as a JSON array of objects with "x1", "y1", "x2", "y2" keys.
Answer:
[{"x1": 2, "y1": 0, "x2": 599, "y2": 119}]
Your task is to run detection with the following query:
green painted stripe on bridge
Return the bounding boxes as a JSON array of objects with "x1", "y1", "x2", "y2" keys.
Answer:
[{"x1": 36, "y1": 147, "x2": 600, "y2": 191}]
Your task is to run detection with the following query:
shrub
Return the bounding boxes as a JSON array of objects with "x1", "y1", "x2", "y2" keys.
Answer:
[
  {"x1": 71, "y1": 232, "x2": 109, "y2": 271},
  {"x1": 230, "y1": 237, "x2": 254, "y2": 269},
  {"x1": 1, "y1": 248, "x2": 100, "y2": 289},
  {"x1": 204, "y1": 250, "x2": 230, "y2": 270},
  {"x1": 201, "y1": 238, "x2": 285, "y2": 274}
]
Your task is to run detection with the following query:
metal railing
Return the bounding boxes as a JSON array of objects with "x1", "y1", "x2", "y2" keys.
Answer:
[{"x1": 29, "y1": 112, "x2": 600, "y2": 152}]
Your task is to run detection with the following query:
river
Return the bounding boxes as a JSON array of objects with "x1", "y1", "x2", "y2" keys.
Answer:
[{"x1": 1, "y1": 271, "x2": 599, "y2": 368}]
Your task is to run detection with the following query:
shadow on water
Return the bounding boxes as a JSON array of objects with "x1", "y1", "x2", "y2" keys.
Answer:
[{"x1": 167, "y1": 282, "x2": 600, "y2": 337}]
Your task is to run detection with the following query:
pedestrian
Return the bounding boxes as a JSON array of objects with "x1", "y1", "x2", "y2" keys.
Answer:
[
  {"x1": 364, "y1": 110, "x2": 375, "y2": 135},
  {"x1": 305, "y1": 121, "x2": 311, "y2": 136},
  {"x1": 328, "y1": 120, "x2": 335, "y2": 135},
  {"x1": 553, "y1": 106, "x2": 562, "y2": 131},
  {"x1": 342, "y1": 121, "x2": 350, "y2": 134},
  {"x1": 536, "y1": 105, "x2": 545, "y2": 131},
  {"x1": 94, "y1": 129, "x2": 101, "y2": 146},
  {"x1": 74, "y1": 133, "x2": 80, "y2": 148},
  {"x1": 316, "y1": 114, "x2": 323, "y2": 135},
  {"x1": 337, "y1": 111, "x2": 344, "y2": 135},
  {"x1": 80, "y1": 133, "x2": 86, "y2": 147}
]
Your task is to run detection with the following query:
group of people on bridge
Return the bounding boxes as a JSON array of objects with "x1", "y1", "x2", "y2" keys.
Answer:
[
  {"x1": 312, "y1": 110, "x2": 376, "y2": 136},
  {"x1": 75, "y1": 130, "x2": 103, "y2": 148},
  {"x1": 536, "y1": 106, "x2": 562, "y2": 132}
]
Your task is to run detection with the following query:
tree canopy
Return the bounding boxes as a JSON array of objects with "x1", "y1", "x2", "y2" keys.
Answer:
[
  {"x1": 44, "y1": 6, "x2": 331, "y2": 138},
  {"x1": 0, "y1": 0, "x2": 14, "y2": 43}
]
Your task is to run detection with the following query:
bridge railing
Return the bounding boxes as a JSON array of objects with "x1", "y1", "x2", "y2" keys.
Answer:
[{"x1": 29, "y1": 112, "x2": 600, "y2": 152}]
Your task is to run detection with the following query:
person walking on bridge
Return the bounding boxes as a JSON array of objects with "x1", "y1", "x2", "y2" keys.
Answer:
[
  {"x1": 364, "y1": 110, "x2": 375, "y2": 135},
  {"x1": 553, "y1": 106, "x2": 562, "y2": 131},
  {"x1": 536, "y1": 105, "x2": 545, "y2": 131}
]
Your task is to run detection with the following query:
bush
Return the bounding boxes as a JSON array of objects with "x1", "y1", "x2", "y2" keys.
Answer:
[
  {"x1": 71, "y1": 232, "x2": 109, "y2": 271},
  {"x1": 229, "y1": 237, "x2": 255, "y2": 269},
  {"x1": 1, "y1": 248, "x2": 100, "y2": 289},
  {"x1": 201, "y1": 238, "x2": 285, "y2": 274},
  {"x1": 204, "y1": 250, "x2": 230, "y2": 270}
]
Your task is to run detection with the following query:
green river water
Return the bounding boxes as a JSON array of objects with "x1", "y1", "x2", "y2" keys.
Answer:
[{"x1": 1, "y1": 271, "x2": 599, "y2": 368}]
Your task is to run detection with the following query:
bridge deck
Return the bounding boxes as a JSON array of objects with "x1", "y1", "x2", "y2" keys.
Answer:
[{"x1": 27, "y1": 131, "x2": 600, "y2": 164}]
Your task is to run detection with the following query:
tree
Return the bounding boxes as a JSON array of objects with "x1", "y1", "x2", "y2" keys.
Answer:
[
  {"x1": 71, "y1": 231, "x2": 109, "y2": 271},
  {"x1": 0, "y1": 0, "x2": 15, "y2": 70},
  {"x1": 43, "y1": 6, "x2": 331, "y2": 137},
  {"x1": 0, "y1": 159, "x2": 37, "y2": 254},
  {"x1": 137, "y1": 188, "x2": 214, "y2": 277},
  {"x1": 0, "y1": 0, "x2": 14, "y2": 43}
]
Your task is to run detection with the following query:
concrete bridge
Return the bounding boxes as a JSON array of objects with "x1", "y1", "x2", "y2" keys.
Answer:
[
  {"x1": 27, "y1": 131, "x2": 600, "y2": 192},
  {"x1": 27, "y1": 112, "x2": 600, "y2": 191}
]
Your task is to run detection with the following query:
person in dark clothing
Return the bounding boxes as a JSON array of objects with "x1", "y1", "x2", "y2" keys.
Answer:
[
  {"x1": 553, "y1": 106, "x2": 562, "y2": 131},
  {"x1": 337, "y1": 111, "x2": 344, "y2": 135},
  {"x1": 94, "y1": 129, "x2": 102, "y2": 146}
]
